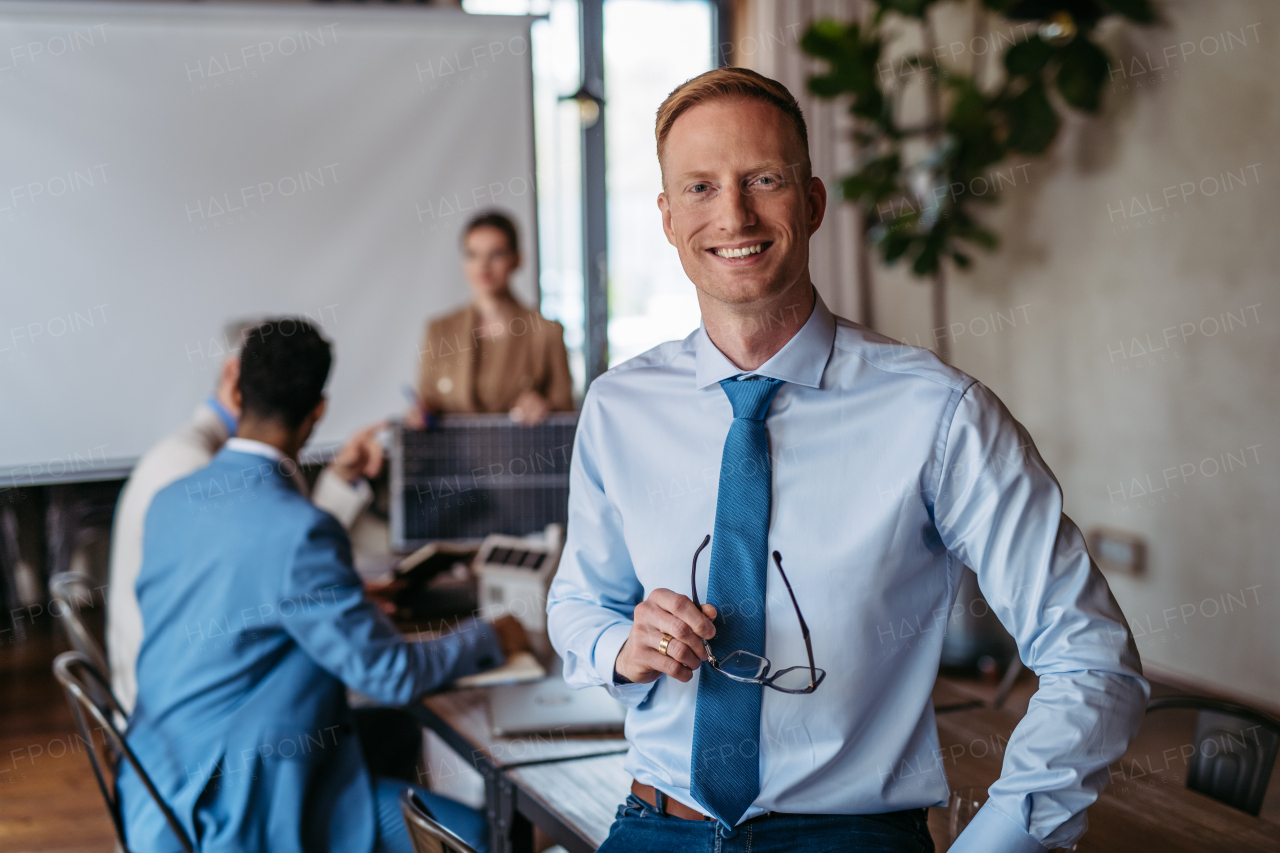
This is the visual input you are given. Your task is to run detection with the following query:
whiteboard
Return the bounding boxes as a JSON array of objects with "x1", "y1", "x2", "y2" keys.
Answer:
[{"x1": 0, "y1": 1, "x2": 538, "y2": 483}]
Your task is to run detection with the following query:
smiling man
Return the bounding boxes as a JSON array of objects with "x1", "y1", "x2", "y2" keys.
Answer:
[{"x1": 546, "y1": 68, "x2": 1148, "y2": 853}]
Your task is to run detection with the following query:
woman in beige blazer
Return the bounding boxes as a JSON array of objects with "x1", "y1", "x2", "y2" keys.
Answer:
[{"x1": 408, "y1": 211, "x2": 574, "y2": 427}]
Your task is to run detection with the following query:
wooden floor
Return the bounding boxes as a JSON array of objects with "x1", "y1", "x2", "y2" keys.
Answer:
[
  {"x1": 3, "y1": 608, "x2": 1275, "y2": 852},
  {"x1": 0, "y1": 613, "x2": 116, "y2": 853}
]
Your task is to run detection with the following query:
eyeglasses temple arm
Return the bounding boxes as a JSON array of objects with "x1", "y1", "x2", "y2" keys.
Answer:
[
  {"x1": 772, "y1": 551, "x2": 817, "y2": 677},
  {"x1": 691, "y1": 534, "x2": 710, "y2": 610},
  {"x1": 692, "y1": 534, "x2": 717, "y2": 664}
]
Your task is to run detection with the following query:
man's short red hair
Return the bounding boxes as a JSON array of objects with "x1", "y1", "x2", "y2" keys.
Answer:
[{"x1": 655, "y1": 67, "x2": 811, "y2": 181}]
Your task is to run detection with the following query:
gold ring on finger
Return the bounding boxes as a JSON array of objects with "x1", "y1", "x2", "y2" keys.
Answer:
[{"x1": 658, "y1": 633, "x2": 673, "y2": 656}]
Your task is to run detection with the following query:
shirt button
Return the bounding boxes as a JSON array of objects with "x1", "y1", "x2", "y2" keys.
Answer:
[{"x1": 437, "y1": 377, "x2": 454, "y2": 394}]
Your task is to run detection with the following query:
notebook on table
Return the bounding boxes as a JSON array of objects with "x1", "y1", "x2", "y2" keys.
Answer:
[{"x1": 455, "y1": 651, "x2": 546, "y2": 688}]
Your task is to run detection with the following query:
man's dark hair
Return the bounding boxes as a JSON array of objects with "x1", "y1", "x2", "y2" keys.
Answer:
[
  {"x1": 238, "y1": 318, "x2": 332, "y2": 430},
  {"x1": 462, "y1": 210, "x2": 519, "y2": 255}
]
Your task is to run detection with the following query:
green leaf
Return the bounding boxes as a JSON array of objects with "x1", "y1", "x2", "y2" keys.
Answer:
[
  {"x1": 882, "y1": 230, "x2": 915, "y2": 263},
  {"x1": 945, "y1": 76, "x2": 987, "y2": 127},
  {"x1": 807, "y1": 76, "x2": 845, "y2": 98},
  {"x1": 1098, "y1": 0, "x2": 1156, "y2": 24},
  {"x1": 909, "y1": 225, "x2": 947, "y2": 276},
  {"x1": 1005, "y1": 82, "x2": 1059, "y2": 153},
  {"x1": 912, "y1": 242, "x2": 940, "y2": 276},
  {"x1": 1004, "y1": 36, "x2": 1054, "y2": 77},
  {"x1": 842, "y1": 154, "x2": 902, "y2": 204},
  {"x1": 799, "y1": 20, "x2": 848, "y2": 61},
  {"x1": 1056, "y1": 37, "x2": 1109, "y2": 112},
  {"x1": 801, "y1": 20, "x2": 885, "y2": 120},
  {"x1": 951, "y1": 250, "x2": 973, "y2": 268}
]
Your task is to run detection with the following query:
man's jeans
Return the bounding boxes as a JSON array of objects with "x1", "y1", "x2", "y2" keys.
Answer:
[{"x1": 596, "y1": 793, "x2": 936, "y2": 853}]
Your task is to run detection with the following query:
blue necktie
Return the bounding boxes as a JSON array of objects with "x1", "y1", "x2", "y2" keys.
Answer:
[{"x1": 690, "y1": 375, "x2": 784, "y2": 826}]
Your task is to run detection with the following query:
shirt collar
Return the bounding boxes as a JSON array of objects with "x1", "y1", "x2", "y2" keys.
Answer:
[
  {"x1": 694, "y1": 288, "x2": 836, "y2": 390},
  {"x1": 205, "y1": 396, "x2": 238, "y2": 438},
  {"x1": 224, "y1": 437, "x2": 285, "y2": 463}
]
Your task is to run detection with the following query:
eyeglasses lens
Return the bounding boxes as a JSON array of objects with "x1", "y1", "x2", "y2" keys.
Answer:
[
  {"x1": 768, "y1": 665, "x2": 825, "y2": 692},
  {"x1": 717, "y1": 650, "x2": 769, "y2": 680}
]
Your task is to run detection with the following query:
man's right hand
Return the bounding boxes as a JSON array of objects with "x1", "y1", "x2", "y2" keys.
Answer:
[{"x1": 614, "y1": 589, "x2": 717, "y2": 684}]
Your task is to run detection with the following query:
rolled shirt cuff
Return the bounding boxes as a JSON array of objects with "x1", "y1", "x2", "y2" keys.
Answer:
[
  {"x1": 453, "y1": 617, "x2": 506, "y2": 676},
  {"x1": 593, "y1": 621, "x2": 655, "y2": 705},
  {"x1": 312, "y1": 467, "x2": 374, "y2": 529},
  {"x1": 948, "y1": 802, "x2": 1051, "y2": 853}
]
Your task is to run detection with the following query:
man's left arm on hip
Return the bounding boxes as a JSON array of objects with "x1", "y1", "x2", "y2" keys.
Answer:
[{"x1": 936, "y1": 382, "x2": 1149, "y2": 853}]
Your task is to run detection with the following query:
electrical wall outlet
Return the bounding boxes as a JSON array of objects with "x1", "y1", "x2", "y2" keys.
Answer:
[{"x1": 1087, "y1": 527, "x2": 1146, "y2": 576}]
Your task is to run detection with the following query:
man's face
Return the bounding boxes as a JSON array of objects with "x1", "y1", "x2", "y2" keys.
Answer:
[{"x1": 658, "y1": 98, "x2": 825, "y2": 308}]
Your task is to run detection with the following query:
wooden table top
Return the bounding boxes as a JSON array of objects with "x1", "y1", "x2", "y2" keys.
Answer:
[
  {"x1": 419, "y1": 685, "x2": 628, "y2": 770},
  {"x1": 507, "y1": 752, "x2": 630, "y2": 849},
  {"x1": 931, "y1": 677, "x2": 987, "y2": 713},
  {"x1": 932, "y1": 703, "x2": 1280, "y2": 852},
  {"x1": 496, "y1": 687, "x2": 1280, "y2": 852}
]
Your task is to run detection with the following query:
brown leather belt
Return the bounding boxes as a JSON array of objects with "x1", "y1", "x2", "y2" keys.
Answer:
[{"x1": 630, "y1": 780, "x2": 715, "y2": 821}]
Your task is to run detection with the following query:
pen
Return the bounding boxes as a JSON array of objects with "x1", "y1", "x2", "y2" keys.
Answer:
[{"x1": 401, "y1": 384, "x2": 435, "y2": 430}]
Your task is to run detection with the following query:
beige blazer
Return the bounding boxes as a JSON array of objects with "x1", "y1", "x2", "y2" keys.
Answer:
[{"x1": 416, "y1": 303, "x2": 574, "y2": 414}]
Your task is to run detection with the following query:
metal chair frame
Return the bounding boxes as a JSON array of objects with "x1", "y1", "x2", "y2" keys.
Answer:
[
  {"x1": 49, "y1": 571, "x2": 110, "y2": 675},
  {"x1": 1146, "y1": 694, "x2": 1280, "y2": 816},
  {"x1": 52, "y1": 651, "x2": 194, "y2": 853},
  {"x1": 399, "y1": 787, "x2": 480, "y2": 853}
]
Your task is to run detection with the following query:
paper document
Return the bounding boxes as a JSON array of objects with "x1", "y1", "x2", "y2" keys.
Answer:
[{"x1": 455, "y1": 651, "x2": 547, "y2": 688}]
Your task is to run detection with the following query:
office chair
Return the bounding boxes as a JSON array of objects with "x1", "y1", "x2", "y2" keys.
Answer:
[
  {"x1": 399, "y1": 787, "x2": 480, "y2": 853},
  {"x1": 49, "y1": 571, "x2": 110, "y2": 675},
  {"x1": 1145, "y1": 694, "x2": 1280, "y2": 815},
  {"x1": 49, "y1": 571, "x2": 120, "y2": 728},
  {"x1": 52, "y1": 652, "x2": 195, "y2": 853},
  {"x1": 992, "y1": 655, "x2": 1023, "y2": 710}
]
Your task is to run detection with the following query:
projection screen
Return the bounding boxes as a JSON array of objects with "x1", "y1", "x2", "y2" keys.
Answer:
[{"x1": 0, "y1": 1, "x2": 538, "y2": 484}]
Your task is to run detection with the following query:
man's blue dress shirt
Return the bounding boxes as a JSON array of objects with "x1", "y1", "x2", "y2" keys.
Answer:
[{"x1": 546, "y1": 292, "x2": 1148, "y2": 852}]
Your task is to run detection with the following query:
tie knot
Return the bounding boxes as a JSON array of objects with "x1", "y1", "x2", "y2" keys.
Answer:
[{"x1": 718, "y1": 376, "x2": 784, "y2": 420}]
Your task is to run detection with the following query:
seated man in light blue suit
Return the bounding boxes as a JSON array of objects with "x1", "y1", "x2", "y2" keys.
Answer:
[{"x1": 119, "y1": 317, "x2": 521, "y2": 853}]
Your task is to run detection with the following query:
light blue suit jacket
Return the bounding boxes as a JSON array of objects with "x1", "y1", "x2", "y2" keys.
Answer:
[{"x1": 119, "y1": 447, "x2": 502, "y2": 852}]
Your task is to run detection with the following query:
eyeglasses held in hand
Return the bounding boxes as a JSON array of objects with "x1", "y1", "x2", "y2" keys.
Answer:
[{"x1": 690, "y1": 534, "x2": 826, "y2": 694}]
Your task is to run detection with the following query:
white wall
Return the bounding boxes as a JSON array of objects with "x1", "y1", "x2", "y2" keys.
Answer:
[
  {"x1": 750, "y1": 0, "x2": 1279, "y2": 706},
  {"x1": 0, "y1": 2, "x2": 537, "y2": 478}
]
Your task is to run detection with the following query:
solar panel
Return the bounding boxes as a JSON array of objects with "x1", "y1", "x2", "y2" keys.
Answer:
[{"x1": 390, "y1": 414, "x2": 577, "y2": 550}]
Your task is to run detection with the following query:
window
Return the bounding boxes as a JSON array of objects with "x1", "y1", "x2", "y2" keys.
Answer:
[
  {"x1": 464, "y1": 0, "x2": 713, "y2": 383},
  {"x1": 603, "y1": 0, "x2": 712, "y2": 366}
]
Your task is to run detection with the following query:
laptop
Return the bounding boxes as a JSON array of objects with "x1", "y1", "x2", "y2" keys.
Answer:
[{"x1": 488, "y1": 676, "x2": 628, "y2": 737}]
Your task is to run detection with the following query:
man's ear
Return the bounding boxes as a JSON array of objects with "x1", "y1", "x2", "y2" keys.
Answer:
[
  {"x1": 806, "y1": 176, "x2": 827, "y2": 236},
  {"x1": 658, "y1": 192, "x2": 677, "y2": 246},
  {"x1": 219, "y1": 356, "x2": 242, "y2": 416},
  {"x1": 311, "y1": 397, "x2": 327, "y2": 425}
]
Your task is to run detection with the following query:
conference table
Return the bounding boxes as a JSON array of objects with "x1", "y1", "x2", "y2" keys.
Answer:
[
  {"x1": 410, "y1": 684, "x2": 628, "y2": 853},
  {"x1": 415, "y1": 678, "x2": 1280, "y2": 853}
]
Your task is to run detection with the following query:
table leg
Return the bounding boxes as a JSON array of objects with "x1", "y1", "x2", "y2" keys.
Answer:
[{"x1": 484, "y1": 766, "x2": 533, "y2": 853}]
